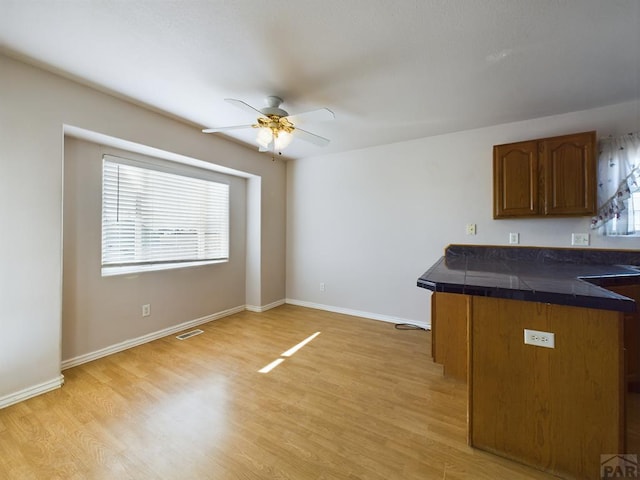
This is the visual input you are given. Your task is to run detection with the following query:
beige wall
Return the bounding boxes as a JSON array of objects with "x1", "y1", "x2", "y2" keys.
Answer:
[
  {"x1": 62, "y1": 138, "x2": 249, "y2": 361},
  {"x1": 0, "y1": 53, "x2": 286, "y2": 407},
  {"x1": 286, "y1": 100, "x2": 640, "y2": 327}
]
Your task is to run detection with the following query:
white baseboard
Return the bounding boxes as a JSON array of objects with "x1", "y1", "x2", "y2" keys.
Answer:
[
  {"x1": 0, "y1": 374, "x2": 65, "y2": 410},
  {"x1": 245, "y1": 299, "x2": 286, "y2": 312},
  {"x1": 285, "y1": 298, "x2": 431, "y2": 330},
  {"x1": 61, "y1": 304, "x2": 246, "y2": 370}
]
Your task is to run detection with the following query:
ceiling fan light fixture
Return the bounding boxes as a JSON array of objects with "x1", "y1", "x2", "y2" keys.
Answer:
[
  {"x1": 203, "y1": 96, "x2": 333, "y2": 156},
  {"x1": 273, "y1": 130, "x2": 294, "y2": 150},
  {"x1": 256, "y1": 127, "x2": 273, "y2": 148}
]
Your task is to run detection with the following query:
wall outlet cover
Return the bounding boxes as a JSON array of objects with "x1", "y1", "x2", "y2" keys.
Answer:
[
  {"x1": 524, "y1": 328, "x2": 555, "y2": 348},
  {"x1": 571, "y1": 233, "x2": 589, "y2": 246}
]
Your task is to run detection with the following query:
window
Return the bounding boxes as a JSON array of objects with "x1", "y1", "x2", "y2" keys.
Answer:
[
  {"x1": 608, "y1": 191, "x2": 640, "y2": 235},
  {"x1": 102, "y1": 155, "x2": 229, "y2": 275},
  {"x1": 591, "y1": 132, "x2": 640, "y2": 236}
]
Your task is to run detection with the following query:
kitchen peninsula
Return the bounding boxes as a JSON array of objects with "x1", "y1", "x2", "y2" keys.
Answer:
[{"x1": 417, "y1": 245, "x2": 640, "y2": 480}]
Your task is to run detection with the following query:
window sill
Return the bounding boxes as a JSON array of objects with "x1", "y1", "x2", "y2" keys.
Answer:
[{"x1": 101, "y1": 259, "x2": 228, "y2": 277}]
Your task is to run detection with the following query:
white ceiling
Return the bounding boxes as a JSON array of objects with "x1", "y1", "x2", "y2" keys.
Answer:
[{"x1": 1, "y1": 0, "x2": 639, "y2": 160}]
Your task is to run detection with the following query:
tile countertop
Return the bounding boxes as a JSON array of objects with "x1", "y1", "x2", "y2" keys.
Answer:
[{"x1": 417, "y1": 245, "x2": 640, "y2": 313}]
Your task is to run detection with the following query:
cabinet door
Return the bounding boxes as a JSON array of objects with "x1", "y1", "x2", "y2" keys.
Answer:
[
  {"x1": 493, "y1": 140, "x2": 539, "y2": 218},
  {"x1": 540, "y1": 131, "x2": 596, "y2": 215}
]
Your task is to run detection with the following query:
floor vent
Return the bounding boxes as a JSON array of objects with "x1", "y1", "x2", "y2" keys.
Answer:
[{"x1": 176, "y1": 329, "x2": 204, "y2": 340}]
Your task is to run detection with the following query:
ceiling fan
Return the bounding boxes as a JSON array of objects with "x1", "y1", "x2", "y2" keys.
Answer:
[{"x1": 202, "y1": 96, "x2": 334, "y2": 156}]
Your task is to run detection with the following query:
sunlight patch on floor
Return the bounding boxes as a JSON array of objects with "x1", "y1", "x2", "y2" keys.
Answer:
[
  {"x1": 258, "y1": 358, "x2": 285, "y2": 374},
  {"x1": 258, "y1": 332, "x2": 321, "y2": 373}
]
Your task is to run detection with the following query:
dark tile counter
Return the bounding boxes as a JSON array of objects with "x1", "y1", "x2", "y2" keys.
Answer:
[{"x1": 417, "y1": 245, "x2": 640, "y2": 312}]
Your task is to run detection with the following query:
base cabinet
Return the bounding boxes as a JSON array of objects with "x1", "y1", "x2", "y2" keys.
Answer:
[
  {"x1": 469, "y1": 296, "x2": 624, "y2": 480},
  {"x1": 607, "y1": 284, "x2": 640, "y2": 389},
  {"x1": 431, "y1": 292, "x2": 469, "y2": 382},
  {"x1": 431, "y1": 292, "x2": 627, "y2": 480}
]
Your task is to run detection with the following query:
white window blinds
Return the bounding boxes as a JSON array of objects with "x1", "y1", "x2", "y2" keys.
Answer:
[{"x1": 102, "y1": 155, "x2": 229, "y2": 272}]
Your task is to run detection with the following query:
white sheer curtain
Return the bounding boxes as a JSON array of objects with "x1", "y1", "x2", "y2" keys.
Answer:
[{"x1": 591, "y1": 132, "x2": 640, "y2": 235}]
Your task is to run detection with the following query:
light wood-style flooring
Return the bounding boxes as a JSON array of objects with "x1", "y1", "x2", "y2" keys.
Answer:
[{"x1": 1, "y1": 305, "x2": 567, "y2": 479}]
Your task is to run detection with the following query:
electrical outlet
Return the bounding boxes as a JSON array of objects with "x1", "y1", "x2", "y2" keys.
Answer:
[
  {"x1": 509, "y1": 232, "x2": 519, "y2": 244},
  {"x1": 571, "y1": 233, "x2": 589, "y2": 246},
  {"x1": 142, "y1": 304, "x2": 151, "y2": 317},
  {"x1": 524, "y1": 329, "x2": 555, "y2": 348},
  {"x1": 466, "y1": 223, "x2": 477, "y2": 235},
  {"x1": 320, "y1": 282, "x2": 325, "y2": 292}
]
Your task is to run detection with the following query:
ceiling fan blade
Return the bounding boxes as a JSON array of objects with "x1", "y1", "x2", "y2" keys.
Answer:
[
  {"x1": 293, "y1": 128, "x2": 330, "y2": 147},
  {"x1": 202, "y1": 124, "x2": 254, "y2": 133},
  {"x1": 287, "y1": 107, "x2": 335, "y2": 124},
  {"x1": 225, "y1": 98, "x2": 267, "y2": 117}
]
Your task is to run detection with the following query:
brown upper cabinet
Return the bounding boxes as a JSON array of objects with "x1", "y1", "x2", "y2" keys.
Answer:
[{"x1": 493, "y1": 131, "x2": 596, "y2": 218}]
